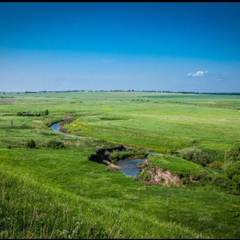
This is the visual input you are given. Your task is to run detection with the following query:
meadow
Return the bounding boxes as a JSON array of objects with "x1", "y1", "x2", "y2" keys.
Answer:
[{"x1": 0, "y1": 91, "x2": 240, "y2": 238}]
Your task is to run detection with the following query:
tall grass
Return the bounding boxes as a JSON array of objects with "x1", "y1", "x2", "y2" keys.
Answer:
[{"x1": 0, "y1": 168, "x2": 209, "y2": 239}]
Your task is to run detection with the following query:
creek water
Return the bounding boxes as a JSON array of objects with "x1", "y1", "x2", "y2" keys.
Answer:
[
  {"x1": 51, "y1": 122, "x2": 61, "y2": 132},
  {"x1": 116, "y1": 152, "x2": 159, "y2": 177},
  {"x1": 116, "y1": 158, "x2": 147, "y2": 177}
]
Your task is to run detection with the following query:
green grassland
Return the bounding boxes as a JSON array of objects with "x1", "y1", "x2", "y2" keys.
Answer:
[{"x1": 0, "y1": 91, "x2": 240, "y2": 238}]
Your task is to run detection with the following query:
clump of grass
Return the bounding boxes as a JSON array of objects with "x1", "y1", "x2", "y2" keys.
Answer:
[
  {"x1": 47, "y1": 140, "x2": 65, "y2": 149},
  {"x1": 26, "y1": 139, "x2": 36, "y2": 148}
]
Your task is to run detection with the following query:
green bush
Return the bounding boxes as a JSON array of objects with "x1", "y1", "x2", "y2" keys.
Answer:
[
  {"x1": 47, "y1": 140, "x2": 65, "y2": 149},
  {"x1": 26, "y1": 139, "x2": 36, "y2": 148},
  {"x1": 224, "y1": 161, "x2": 240, "y2": 190},
  {"x1": 176, "y1": 147, "x2": 214, "y2": 167},
  {"x1": 225, "y1": 142, "x2": 240, "y2": 162},
  {"x1": 191, "y1": 171, "x2": 212, "y2": 182},
  {"x1": 45, "y1": 109, "x2": 49, "y2": 115},
  {"x1": 207, "y1": 161, "x2": 223, "y2": 170},
  {"x1": 225, "y1": 161, "x2": 240, "y2": 180}
]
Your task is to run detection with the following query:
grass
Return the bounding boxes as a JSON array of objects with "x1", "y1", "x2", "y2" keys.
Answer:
[{"x1": 0, "y1": 91, "x2": 240, "y2": 238}]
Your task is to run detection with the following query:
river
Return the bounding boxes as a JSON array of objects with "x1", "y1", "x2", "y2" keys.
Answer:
[{"x1": 50, "y1": 121, "x2": 158, "y2": 178}]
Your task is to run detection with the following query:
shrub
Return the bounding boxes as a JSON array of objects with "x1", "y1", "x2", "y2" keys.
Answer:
[
  {"x1": 26, "y1": 139, "x2": 36, "y2": 148},
  {"x1": 224, "y1": 161, "x2": 240, "y2": 190},
  {"x1": 176, "y1": 147, "x2": 214, "y2": 166},
  {"x1": 225, "y1": 161, "x2": 240, "y2": 180},
  {"x1": 225, "y1": 142, "x2": 240, "y2": 162},
  {"x1": 191, "y1": 171, "x2": 212, "y2": 182},
  {"x1": 45, "y1": 109, "x2": 49, "y2": 115},
  {"x1": 232, "y1": 175, "x2": 240, "y2": 189},
  {"x1": 47, "y1": 140, "x2": 65, "y2": 149},
  {"x1": 207, "y1": 161, "x2": 223, "y2": 170}
]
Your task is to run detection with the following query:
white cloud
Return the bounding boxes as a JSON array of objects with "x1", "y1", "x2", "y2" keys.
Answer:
[{"x1": 187, "y1": 70, "x2": 208, "y2": 77}]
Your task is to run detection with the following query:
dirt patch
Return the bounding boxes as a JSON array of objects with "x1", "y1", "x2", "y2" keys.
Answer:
[{"x1": 138, "y1": 161, "x2": 182, "y2": 186}]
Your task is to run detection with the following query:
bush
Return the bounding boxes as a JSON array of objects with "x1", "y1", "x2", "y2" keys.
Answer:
[
  {"x1": 224, "y1": 161, "x2": 240, "y2": 190},
  {"x1": 225, "y1": 161, "x2": 240, "y2": 180},
  {"x1": 191, "y1": 171, "x2": 212, "y2": 182},
  {"x1": 26, "y1": 139, "x2": 36, "y2": 148},
  {"x1": 225, "y1": 143, "x2": 240, "y2": 162},
  {"x1": 47, "y1": 140, "x2": 65, "y2": 149},
  {"x1": 45, "y1": 109, "x2": 49, "y2": 115},
  {"x1": 207, "y1": 161, "x2": 223, "y2": 170},
  {"x1": 176, "y1": 147, "x2": 214, "y2": 166}
]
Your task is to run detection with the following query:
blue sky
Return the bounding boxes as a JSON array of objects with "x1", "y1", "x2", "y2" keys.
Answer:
[{"x1": 0, "y1": 2, "x2": 240, "y2": 92}]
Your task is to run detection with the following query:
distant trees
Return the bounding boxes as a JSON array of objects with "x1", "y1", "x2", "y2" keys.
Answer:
[{"x1": 17, "y1": 109, "x2": 49, "y2": 117}]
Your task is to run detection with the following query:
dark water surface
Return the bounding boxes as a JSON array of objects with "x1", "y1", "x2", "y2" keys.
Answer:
[{"x1": 116, "y1": 158, "x2": 146, "y2": 177}]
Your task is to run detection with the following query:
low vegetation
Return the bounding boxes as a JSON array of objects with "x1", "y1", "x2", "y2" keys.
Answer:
[{"x1": 109, "y1": 149, "x2": 147, "y2": 162}]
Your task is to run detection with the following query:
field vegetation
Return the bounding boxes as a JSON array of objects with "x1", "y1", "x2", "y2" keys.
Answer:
[{"x1": 0, "y1": 91, "x2": 240, "y2": 238}]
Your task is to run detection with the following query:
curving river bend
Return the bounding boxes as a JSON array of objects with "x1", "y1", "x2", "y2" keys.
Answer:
[{"x1": 50, "y1": 122, "x2": 158, "y2": 178}]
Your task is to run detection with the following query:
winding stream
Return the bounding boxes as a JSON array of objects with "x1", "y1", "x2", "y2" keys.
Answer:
[{"x1": 50, "y1": 122, "x2": 158, "y2": 177}]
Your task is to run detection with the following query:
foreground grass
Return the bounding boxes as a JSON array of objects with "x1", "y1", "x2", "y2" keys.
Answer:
[
  {"x1": 0, "y1": 92, "x2": 240, "y2": 238},
  {"x1": 1, "y1": 168, "x2": 209, "y2": 239}
]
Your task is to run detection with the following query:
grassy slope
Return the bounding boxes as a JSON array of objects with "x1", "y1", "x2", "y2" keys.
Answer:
[{"x1": 0, "y1": 92, "x2": 240, "y2": 238}]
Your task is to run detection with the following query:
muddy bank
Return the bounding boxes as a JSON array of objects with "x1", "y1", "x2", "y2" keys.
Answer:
[
  {"x1": 89, "y1": 147, "x2": 183, "y2": 185},
  {"x1": 138, "y1": 161, "x2": 183, "y2": 186},
  {"x1": 89, "y1": 145, "x2": 126, "y2": 164}
]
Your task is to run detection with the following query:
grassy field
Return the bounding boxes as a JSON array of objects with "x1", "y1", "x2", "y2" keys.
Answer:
[{"x1": 0, "y1": 91, "x2": 240, "y2": 238}]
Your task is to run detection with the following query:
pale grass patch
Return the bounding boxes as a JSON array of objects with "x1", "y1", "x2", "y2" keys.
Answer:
[{"x1": 33, "y1": 120, "x2": 42, "y2": 125}]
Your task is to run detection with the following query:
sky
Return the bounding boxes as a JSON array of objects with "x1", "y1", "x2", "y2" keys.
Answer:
[{"x1": 0, "y1": 2, "x2": 240, "y2": 92}]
